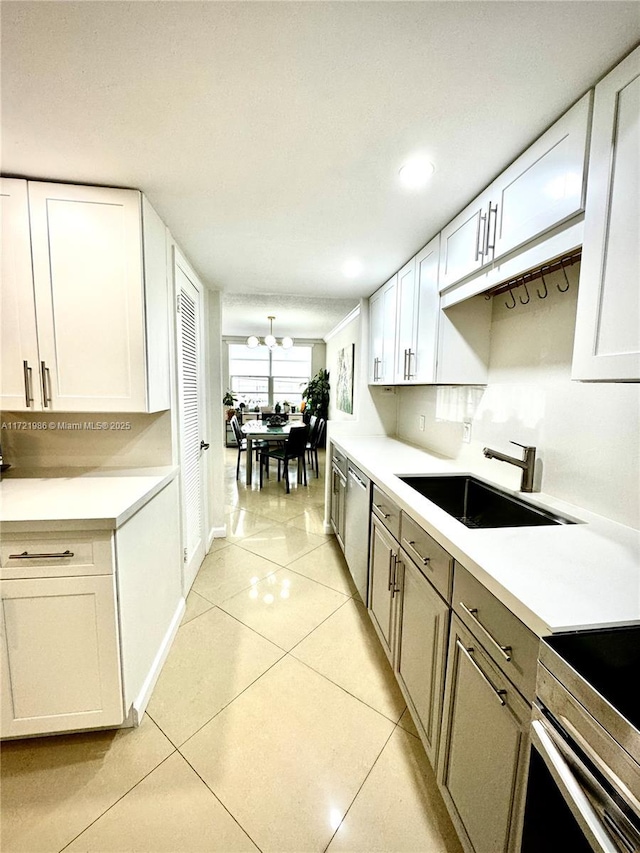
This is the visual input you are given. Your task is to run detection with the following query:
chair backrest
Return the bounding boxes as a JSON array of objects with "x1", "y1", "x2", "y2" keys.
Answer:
[
  {"x1": 312, "y1": 418, "x2": 326, "y2": 449},
  {"x1": 230, "y1": 415, "x2": 243, "y2": 444},
  {"x1": 284, "y1": 424, "x2": 309, "y2": 458}
]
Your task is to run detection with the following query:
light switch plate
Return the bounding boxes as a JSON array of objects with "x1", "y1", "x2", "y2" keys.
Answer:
[
  {"x1": 463, "y1": 421, "x2": 472, "y2": 443},
  {"x1": 419, "y1": 416, "x2": 425, "y2": 431}
]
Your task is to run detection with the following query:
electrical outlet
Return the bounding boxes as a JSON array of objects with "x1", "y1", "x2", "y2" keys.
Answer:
[
  {"x1": 463, "y1": 421, "x2": 472, "y2": 443},
  {"x1": 419, "y1": 416, "x2": 425, "y2": 431}
]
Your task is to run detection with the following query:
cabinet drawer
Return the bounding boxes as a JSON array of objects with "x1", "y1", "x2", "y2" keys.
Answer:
[
  {"x1": 331, "y1": 445, "x2": 347, "y2": 476},
  {"x1": 452, "y1": 563, "x2": 538, "y2": 702},
  {"x1": 371, "y1": 485, "x2": 401, "y2": 540},
  {"x1": 1, "y1": 531, "x2": 114, "y2": 579},
  {"x1": 400, "y1": 513, "x2": 453, "y2": 603}
]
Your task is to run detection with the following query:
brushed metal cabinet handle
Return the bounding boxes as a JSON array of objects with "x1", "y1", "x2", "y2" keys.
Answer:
[
  {"x1": 459, "y1": 601, "x2": 512, "y2": 662},
  {"x1": 456, "y1": 640, "x2": 507, "y2": 706},
  {"x1": 406, "y1": 539, "x2": 431, "y2": 567},
  {"x1": 9, "y1": 550, "x2": 75, "y2": 559},
  {"x1": 40, "y1": 361, "x2": 52, "y2": 407},
  {"x1": 23, "y1": 360, "x2": 35, "y2": 407}
]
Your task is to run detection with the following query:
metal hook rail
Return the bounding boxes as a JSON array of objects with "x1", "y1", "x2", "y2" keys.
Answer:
[{"x1": 483, "y1": 249, "x2": 582, "y2": 307}]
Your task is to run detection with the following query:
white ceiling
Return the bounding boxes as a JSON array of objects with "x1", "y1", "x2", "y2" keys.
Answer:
[{"x1": 2, "y1": 2, "x2": 639, "y2": 338}]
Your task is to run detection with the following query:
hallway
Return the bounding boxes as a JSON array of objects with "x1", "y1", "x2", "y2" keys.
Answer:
[{"x1": 1, "y1": 447, "x2": 462, "y2": 853}]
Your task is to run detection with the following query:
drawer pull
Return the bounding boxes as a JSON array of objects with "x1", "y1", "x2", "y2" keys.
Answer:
[
  {"x1": 406, "y1": 539, "x2": 431, "y2": 567},
  {"x1": 375, "y1": 504, "x2": 391, "y2": 519},
  {"x1": 459, "y1": 601, "x2": 512, "y2": 662},
  {"x1": 457, "y1": 640, "x2": 507, "y2": 706},
  {"x1": 9, "y1": 550, "x2": 75, "y2": 560}
]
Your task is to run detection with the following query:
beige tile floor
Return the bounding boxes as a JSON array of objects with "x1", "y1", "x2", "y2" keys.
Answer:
[{"x1": 1, "y1": 446, "x2": 463, "y2": 853}]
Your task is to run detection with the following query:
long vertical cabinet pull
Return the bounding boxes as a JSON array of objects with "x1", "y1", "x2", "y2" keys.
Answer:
[
  {"x1": 23, "y1": 360, "x2": 34, "y2": 407},
  {"x1": 406, "y1": 349, "x2": 414, "y2": 380},
  {"x1": 475, "y1": 211, "x2": 487, "y2": 261},
  {"x1": 40, "y1": 361, "x2": 52, "y2": 407},
  {"x1": 485, "y1": 202, "x2": 499, "y2": 257}
]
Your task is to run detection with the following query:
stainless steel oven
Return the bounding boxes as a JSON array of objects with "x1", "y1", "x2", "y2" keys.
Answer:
[{"x1": 521, "y1": 626, "x2": 640, "y2": 853}]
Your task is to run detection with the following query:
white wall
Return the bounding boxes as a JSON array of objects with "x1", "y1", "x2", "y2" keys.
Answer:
[
  {"x1": 325, "y1": 300, "x2": 397, "y2": 438},
  {"x1": 397, "y1": 263, "x2": 640, "y2": 529}
]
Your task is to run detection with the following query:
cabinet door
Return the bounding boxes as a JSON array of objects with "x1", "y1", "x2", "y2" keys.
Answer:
[
  {"x1": 492, "y1": 92, "x2": 591, "y2": 261},
  {"x1": 368, "y1": 517, "x2": 399, "y2": 660},
  {"x1": 572, "y1": 47, "x2": 640, "y2": 381},
  {"x1": 0, "y1": 179, "x2": 41, "y2": 411},
  {"x1": 369, "y1": 274, "x2": 397, "y2": 384},
  {"x1": 439, "y1": 191, "x2": 490, "y2": 292},
  {"x1": 438, "y1": 616, "x2": 530, "y2": 853},
  {"x1": 28, "y1": 182, "x2": 147, "y2": 412},
  {"x1": 396, "y1": 553, "x2": 449, "y2": 765},
  {"x1": 394, "y1": 258, "x2": 418, "y2": 383},
  {"x1": 1, "y1": 574, "x2": 123, "y2": 737},
  {"x1": 413, "y1": 236, "x2": 440, "y2": 384}
]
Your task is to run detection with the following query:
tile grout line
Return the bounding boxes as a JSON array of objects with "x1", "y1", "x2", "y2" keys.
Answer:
[{"x1": 56, "y1": 750, "x2": 178, "y2": 853}]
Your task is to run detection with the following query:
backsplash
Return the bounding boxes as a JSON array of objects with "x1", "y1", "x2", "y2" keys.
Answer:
[
  {"x1": 0, "y1": 411, "x2": 173, "y2": 470},
  {"x1": 397, "y1": 263, "x2": 640, "y2": 529}
]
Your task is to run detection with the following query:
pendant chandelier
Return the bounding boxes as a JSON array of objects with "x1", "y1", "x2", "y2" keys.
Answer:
[{"x1": 246, "y1": 316, "x2": 293, "y2": 350}]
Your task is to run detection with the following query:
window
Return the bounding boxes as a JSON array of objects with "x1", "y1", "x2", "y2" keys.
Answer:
[{"x1": 228, "y1": 343, "x2": 312, "y2": 410}]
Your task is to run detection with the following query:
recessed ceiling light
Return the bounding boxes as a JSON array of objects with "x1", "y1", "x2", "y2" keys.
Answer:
[
  {"x1": 398, "y1": 157, "x2": 435, "y2": 190},
  {"x1": 342, "y1": 258, "x2": 363, "y2": 278}
]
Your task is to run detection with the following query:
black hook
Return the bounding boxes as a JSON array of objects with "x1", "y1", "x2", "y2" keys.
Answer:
[
  {"x1": 558, "y1": 260, "x2": 570, "y2": 293},
  {"x1": 518, "y1": 281, "x2": 530, "y2": 305},
  {"x1": 537, "y1": 268, "x2": 549, "y2": 299},
  {"x1": 505, "y1": 289, "x2": 516, "y2": 309}
]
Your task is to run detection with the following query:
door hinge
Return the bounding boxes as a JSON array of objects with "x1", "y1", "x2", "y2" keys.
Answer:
[
  {"x1": 183, "y1": 547, "x2": 188, "y2": 563},
  {"x1": 176, "y1": 294, "x2": 181, "y2": 313}
]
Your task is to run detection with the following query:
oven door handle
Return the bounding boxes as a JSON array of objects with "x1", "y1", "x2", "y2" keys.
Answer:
[{"x1": 531, "y1": 719, "x2": 621, "y2": 853}]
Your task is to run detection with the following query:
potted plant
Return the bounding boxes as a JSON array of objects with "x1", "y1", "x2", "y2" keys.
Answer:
[
  {"x1": 223, "y1": 390, "x2": 237, "y2": 420},
  {"x1": 300, "y1": 369, "x2": 330, "y2": 423}
]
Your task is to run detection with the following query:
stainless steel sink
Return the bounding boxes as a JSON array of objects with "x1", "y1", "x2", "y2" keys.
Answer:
[{"x1": 398, "y1": 475, "x2": 575, "y2": 529}]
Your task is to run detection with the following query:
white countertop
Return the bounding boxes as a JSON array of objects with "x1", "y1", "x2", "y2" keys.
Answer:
[
  {"x1": 331, "y1": 435, "x2": 640, "y2": 637},
  {"x1": 0, "y1": 467, "x2": 178, "y2": 531}
]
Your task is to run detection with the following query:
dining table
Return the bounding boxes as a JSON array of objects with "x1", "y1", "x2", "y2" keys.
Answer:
[{"x1": 241, "y1": 419, "x2": 304, "y2": 486}]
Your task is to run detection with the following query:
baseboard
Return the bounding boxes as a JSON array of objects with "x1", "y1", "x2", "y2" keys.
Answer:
[
  {"x1": 207, "y1": 524, "x2": 227, "y2": 549},
  {"x1": 130, "y1": 597, "x2": 186, "y2": 726}
]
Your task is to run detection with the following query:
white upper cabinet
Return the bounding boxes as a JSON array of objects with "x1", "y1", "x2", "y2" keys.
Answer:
[
  {"x1": 411, "y1": 237, "x2": 441, "y2": 384},
  {"x1": 572, "y1": 47, "x2": 640, "y2": 382},
  {"x1": 0, "y1": 179, "x2": 40, "y2": 412},
  {"x1": 369, "y1": 273, "x2": 397, "y2": 384},
  {"x1": 394, "y1": 257, "x2": 418, "y2": 383},
  {"x1": 439, "y1": 92, "x2": 592, "y2": 295},
  {"x1": 491, "y1": 92, "x2": 592, "y2": 260},
  {"x1": 394, "y1": 243, "x2": 441, "y2": 384},
  {"x1": 439, "y1": 189, "x2": 491, "y2": 292},
  {"x1": 1, "y1": 181, "x2": 171, "y2": 413}
]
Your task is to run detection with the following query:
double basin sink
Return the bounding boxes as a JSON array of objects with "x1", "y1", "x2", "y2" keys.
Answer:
[{"x1": 398, "y1": 475, "x2": 575, "y2": 529}]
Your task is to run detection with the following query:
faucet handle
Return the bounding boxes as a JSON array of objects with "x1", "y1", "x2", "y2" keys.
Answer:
[{"x1": 510, "y1": 441, "x2": 535, "y2": 450}]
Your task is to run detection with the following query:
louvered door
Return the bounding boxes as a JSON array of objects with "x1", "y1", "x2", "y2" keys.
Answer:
[{"x1": 175, "y1": 251, "x2": 206, "y2": 593}]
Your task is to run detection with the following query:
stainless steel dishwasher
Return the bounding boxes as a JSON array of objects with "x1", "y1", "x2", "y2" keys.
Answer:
[{"x1": 344, "y1": 462, "x2": 371, "y2": 603}]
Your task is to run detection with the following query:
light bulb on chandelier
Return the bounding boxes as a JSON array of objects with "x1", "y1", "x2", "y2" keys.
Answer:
[{"x1": 246, "y1": 316, "x2": 294, "y2": 350}]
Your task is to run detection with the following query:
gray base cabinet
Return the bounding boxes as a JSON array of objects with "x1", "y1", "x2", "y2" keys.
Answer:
[
  {"x1": 437, "y1": 615, "x2": 530, "y2": 853},
  {"x1": 330, "y1": 447, "x2": 347, "y2": 550},
  {"x1": 368, "y1": 516, "x2": 400, "y2": 659},
  {"x1": 395, "y1": 552, "x2": 449, "y2": 765}
]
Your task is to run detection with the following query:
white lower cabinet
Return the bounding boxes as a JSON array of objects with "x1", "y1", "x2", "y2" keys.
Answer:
[
  {"x1": 0, "y1": 573, "x2": 123, "y2": 738},
  {"x1": 437, "y1": 615, "x2": 530, "y2": 853},
  {"x1": 0, "y1": 479, "x2": 183, "y2": 739}
]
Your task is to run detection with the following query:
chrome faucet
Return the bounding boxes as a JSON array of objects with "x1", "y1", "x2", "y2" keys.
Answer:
[{"x1": 483, "y1": 441, "x2": 536, "y2": 492}]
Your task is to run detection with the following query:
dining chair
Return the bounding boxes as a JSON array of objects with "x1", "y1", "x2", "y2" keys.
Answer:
[
  {"x1": 306, "y1": 417, "x2": 325, "y2": 477},
  {"x1": 259, "y1": 424, "x2": 309, "y2": 493},
  {"x1": 230, "y1": 415, "x2": 264, "y2": 481}
]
